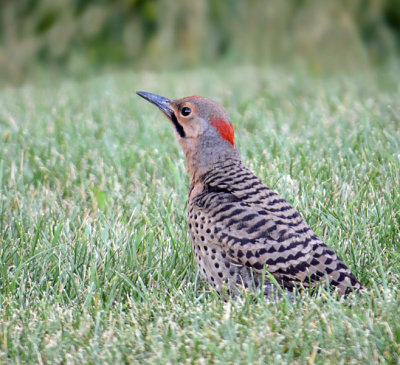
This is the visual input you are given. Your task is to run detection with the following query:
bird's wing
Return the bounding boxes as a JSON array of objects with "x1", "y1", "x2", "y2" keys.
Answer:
[{"x1": 192, "y1": 188, "x2": 361, "y2": 294}]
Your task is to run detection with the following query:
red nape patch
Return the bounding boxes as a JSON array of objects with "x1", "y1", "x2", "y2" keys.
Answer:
[{"x1": 210, "y1": 118, "x2": 235, "y2": 147}]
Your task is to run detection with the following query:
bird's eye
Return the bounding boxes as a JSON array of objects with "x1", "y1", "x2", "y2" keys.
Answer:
[{"x1": 181, "y1": 107, "x2": 192, "y2": 116}]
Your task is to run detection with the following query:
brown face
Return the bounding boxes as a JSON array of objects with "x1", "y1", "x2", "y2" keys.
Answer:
[
  {"x1": 137, "y1": 91, "x2": 238, "y2": 178},
  {"x1": 136, "y1": 92, "x2": 204, "y2": 140},
  {"x1": 171, "y1": 96, "x2": 235, "y2": 147},
  {"x1": 137, "y1": 91, "x2": 235, "y2": 147},
  {"x1": 168, "y1": 100, "x2": 204, "y2": 140}
]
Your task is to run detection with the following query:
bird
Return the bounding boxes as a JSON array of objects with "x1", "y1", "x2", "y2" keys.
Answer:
[{"x1": 136, "y1": 91, "x2": 362, "y2": 297}]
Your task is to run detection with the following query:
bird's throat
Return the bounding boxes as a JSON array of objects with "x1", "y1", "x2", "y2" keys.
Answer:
[{"x1": 171, "y1": 113, "x2": 185, "y2": 138}]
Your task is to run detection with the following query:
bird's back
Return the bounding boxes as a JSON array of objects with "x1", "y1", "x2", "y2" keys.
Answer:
[{"x1": 188, "y1": 158, "x2": 362, "y2": 296}]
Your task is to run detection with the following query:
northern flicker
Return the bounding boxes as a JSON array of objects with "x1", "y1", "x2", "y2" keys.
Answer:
[{"x1": 137, "y1": 91, "x2": 362, "y2": 297}]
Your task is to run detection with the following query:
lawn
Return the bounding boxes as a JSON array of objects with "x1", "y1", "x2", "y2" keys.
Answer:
[{"x1": 0, "y1": 66, "x2": 399, "y2": 364}]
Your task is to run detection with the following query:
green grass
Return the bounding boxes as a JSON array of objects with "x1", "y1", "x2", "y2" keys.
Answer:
[{"x1": 0, "y1": 66, "x2": 400, "y2": 364}]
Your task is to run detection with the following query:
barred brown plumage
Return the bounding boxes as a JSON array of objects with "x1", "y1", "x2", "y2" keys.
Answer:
[{"x1": 137, "y1": 91, "x2": 363, "y2": 297}]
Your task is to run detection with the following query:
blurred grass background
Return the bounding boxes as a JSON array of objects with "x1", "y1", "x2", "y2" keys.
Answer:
[
  {"x1": 1, "y1": 0, "x2": 400, "y2": 84},
  {"x1": 2, "y1": 1, "x2": 400, "y2": 363}
]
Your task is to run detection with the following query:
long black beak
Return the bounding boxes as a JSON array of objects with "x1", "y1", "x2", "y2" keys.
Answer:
[
  {"x1": 136, "y1": 91, "x2": 186, "y2": 138},
  {"x1": 136, "y1": 91, "x2": 174, "y2": 119}
]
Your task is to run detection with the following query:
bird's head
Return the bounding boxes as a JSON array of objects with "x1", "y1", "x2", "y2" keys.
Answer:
[{"x1": 137, "y1": 91, "x2": 240, "y2": 179}]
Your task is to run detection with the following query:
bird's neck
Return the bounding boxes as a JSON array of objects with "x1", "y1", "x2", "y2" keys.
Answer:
[
  {"x1": 179, "y1": 133, "x2": 241, "y2": 199},
  {"x1": 186, "y1": 148, "x2": 241, "y2": 200}
]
